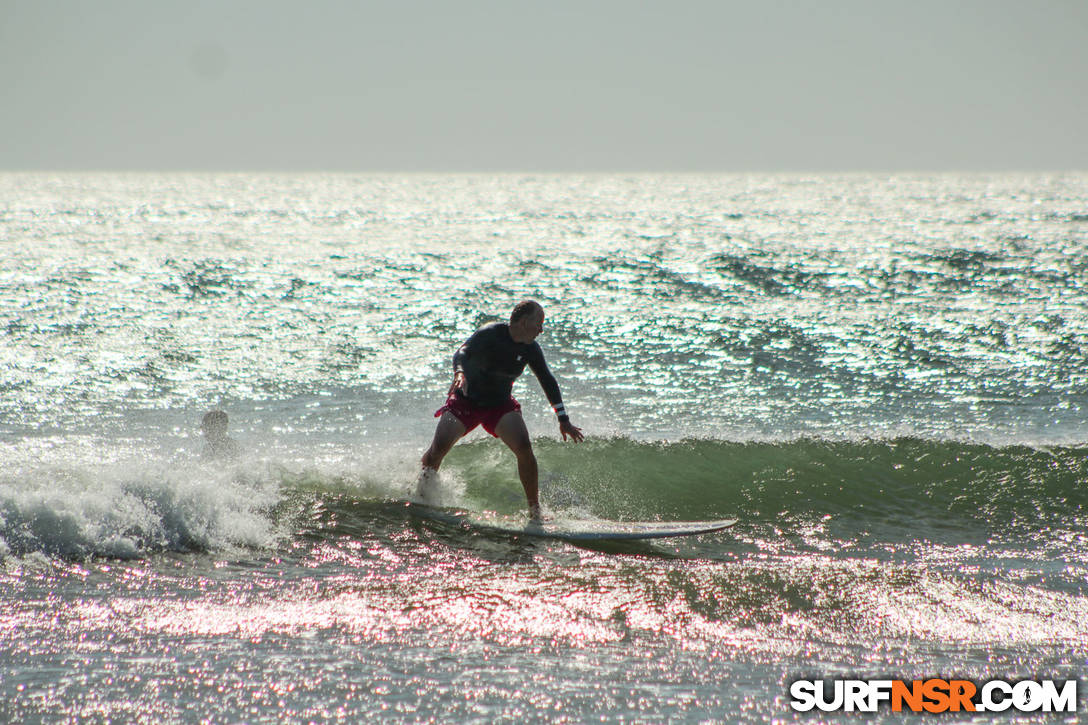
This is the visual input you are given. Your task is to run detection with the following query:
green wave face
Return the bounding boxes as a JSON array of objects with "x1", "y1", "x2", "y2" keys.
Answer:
[{"x1": 437, "y1": 436, "x2": 1088, "y2": 530}]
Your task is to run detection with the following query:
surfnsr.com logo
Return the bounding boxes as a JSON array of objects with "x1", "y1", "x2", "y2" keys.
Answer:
[{"x1": 789, "y1": 679, "x2": 1078, "y2": 713}]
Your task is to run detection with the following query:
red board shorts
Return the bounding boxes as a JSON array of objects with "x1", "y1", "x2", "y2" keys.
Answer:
[{"x1": 434, "y1": 391, "x2": 521, "y2": 438}]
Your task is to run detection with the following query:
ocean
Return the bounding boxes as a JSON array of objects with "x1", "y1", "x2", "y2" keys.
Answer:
[{"x1": 1, "y1": 172, "x2": 1086, "y2": 722}]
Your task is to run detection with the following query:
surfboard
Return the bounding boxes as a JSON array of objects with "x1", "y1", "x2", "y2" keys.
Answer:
[{"x1": 407, "y1": 503, "x2": 737, "y2": 541}]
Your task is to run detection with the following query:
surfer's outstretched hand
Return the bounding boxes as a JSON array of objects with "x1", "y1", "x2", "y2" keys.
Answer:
[{"x1": 560, "y1": 419, "x2": 584, "y2": 443}]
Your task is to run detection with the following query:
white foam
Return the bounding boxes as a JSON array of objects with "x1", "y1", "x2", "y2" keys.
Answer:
[
  {"x1": 0, "y1": 456, "x2": 282, "y2": 559},
  {"x1": 409, "y1": 467, "x2": 469, "y2": 508}
]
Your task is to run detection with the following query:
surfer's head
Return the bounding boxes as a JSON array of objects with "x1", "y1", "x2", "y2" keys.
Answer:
[
  {"x1": 509, "y1": 300, "x2": 545, "y2": 343},
  {"x1": 201, "y1": 409, "x2": 230, "y2": 440}
]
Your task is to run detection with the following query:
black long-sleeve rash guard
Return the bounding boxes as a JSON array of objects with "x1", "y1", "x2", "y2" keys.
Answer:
[{"x1": 452, "y1": 322, "x2": 567, "y2": 419}]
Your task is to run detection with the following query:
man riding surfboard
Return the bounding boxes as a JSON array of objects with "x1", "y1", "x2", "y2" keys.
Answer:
[{"x1": 419, "y1": 300, "x2": 583, "y2": 519}]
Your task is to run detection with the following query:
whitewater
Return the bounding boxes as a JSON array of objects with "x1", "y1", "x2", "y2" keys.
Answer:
[{"x1": 2, "y1": 173, "x2": 1086, "y2": 722}]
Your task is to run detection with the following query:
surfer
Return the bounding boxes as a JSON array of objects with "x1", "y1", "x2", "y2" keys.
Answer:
[
  {"x1": 200, "y1": 409, "x2": 239, "y2": 461},
  {"x1": 419, "y1": 300, "x2": 583, "y2": 519}
]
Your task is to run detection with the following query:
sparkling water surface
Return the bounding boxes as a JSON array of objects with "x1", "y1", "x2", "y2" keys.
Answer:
[{"x1": 2, "y1": 173, "x2": 1086, "y2": 722}]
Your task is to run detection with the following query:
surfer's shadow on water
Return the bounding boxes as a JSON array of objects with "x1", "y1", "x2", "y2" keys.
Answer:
[{"x1": 405, "y1": 513, "x2": 541, "y2": 565}]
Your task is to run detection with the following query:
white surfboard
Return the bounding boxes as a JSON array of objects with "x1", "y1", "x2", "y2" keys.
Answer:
[{"x1": 407, "y1": 503, "x2": 737, "y2": 541}]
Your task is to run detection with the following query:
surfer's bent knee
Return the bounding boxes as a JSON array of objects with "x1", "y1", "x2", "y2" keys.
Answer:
[{"x1": 508, "y1": 436, "x2": 533, "y2": 458}]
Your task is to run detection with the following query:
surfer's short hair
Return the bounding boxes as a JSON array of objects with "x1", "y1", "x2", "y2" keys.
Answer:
[
  {"x1": 510, "y1": 300, "x2": 543, "y2": 324},
  {"x1": 201, "y1": 409, "x2": 229, "y2": 432}
]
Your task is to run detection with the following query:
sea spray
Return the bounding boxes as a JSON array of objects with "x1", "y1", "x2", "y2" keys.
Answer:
[{"x1": 0, "y1": 459, "x2": 281, "y2": 558}]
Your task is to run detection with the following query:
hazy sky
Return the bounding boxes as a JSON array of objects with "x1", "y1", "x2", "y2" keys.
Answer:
[{"x1": 2, "y1": 0, "x2": 1086, "y2": 171}]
